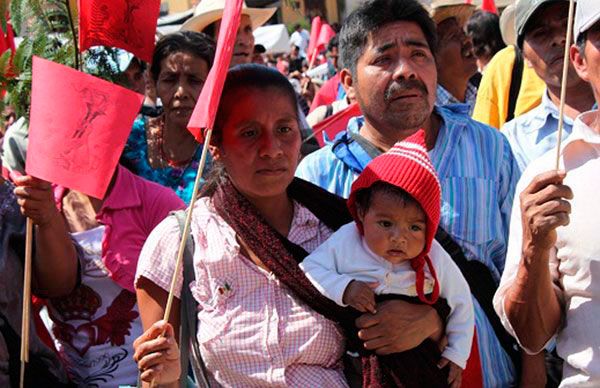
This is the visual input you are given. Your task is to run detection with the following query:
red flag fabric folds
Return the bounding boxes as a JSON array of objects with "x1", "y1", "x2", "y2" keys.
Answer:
[
  {"x1": 187, "y1": 0, "x2": 244, "y2": 143},
  {"x1": 78, "y1": 0, "x2": 161, "y2": 63},
  {"x1": 316, "y1": 23, "x2": 336, "y2": 55},
  {"x1": 307, "y1": 16, "x2": 322, "y2": 65},
  {"x1": 481, "y1": 0, "x2": 497, "y2": 14},
  {"x1": 26, "y1": 57, "x2": 144, "y2": 199}
]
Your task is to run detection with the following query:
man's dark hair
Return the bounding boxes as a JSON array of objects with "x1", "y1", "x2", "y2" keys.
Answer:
[
  {"x1": 339, "y1": 0, "x2": 437, "y2": 76},
  {"x1": 576, "y1": 31, "x2": 587, "y2": 59},
  {"x1": 327, "y1": 35, "x2": 338, "y2": 53},
  {"x1": 466, "y1": 10, "x2": 506, "y2": 60},
  {"x1": 151, "y1": 31, "x2": 215, "y2": 81},
  {"x1": 354, "y1": 181, "x2": 420, "y2": 215},
  {"x1": 294, "y1": 23, "x2": 301, "y2": 31}
]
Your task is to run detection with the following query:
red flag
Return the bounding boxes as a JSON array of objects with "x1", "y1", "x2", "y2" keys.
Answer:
[
  {"x1": 78, "y1": 0, "x2": 161, "y2": 63},
  {"x1": 307, "y1": 16, "x2": 323, "y2": 64},
  {"x1": 26, "y1": 57, "x2": 144, "y2": 199},
  {"x1": 481, "y1": 0, "x2": 497, "y2": 14},
  {"x1": 312, "y1": 102, "x2": 362, "y2": 148},
  {"x1": 187, "y1": 0, "x2": 244, "y2": 142},
  {"x1": 316, "y1": 23, "x2": 336, "y2": 55}
]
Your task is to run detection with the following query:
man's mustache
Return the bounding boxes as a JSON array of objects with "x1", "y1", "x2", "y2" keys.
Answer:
[{"x1": 384, "y1": 80, "x2": 429, "y2": 103}]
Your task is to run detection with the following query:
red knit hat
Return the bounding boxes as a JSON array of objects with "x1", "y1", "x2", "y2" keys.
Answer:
[{"x1": 347, "y1": 129, "x2": 442, "y2": 305}]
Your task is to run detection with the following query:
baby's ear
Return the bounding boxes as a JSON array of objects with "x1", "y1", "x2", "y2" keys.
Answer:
[{"x1": 355, "y1": 205, "x2": 366, "y2": 223}]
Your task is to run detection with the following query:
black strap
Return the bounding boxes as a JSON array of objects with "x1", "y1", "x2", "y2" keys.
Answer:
[
  {"x1": 434, "y1": 228, "x2": 521, "y2": 371},
  {"x1": 324, "y1": 104, "x2": 334, "y2": 119},
  {"x1": 506, "y1": 47, "x2": 524, "y2": 123}
]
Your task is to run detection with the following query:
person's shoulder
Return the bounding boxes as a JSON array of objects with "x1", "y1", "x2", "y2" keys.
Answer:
[
  {"x1": 515, "y1": 147, "x2": 556, "y2": 193},
  {"x1": 135, "y1": 171, "x2": 185, "y2": 209},
  {"x1": 297, "y1": 143, "x2": 337, "y2": 170},
  {"x1": 500, "y1": 103, "x2": 545, "y2": 137},
  {"x1": 484, "y1": 45, "x2": 516, "y2": 73}
]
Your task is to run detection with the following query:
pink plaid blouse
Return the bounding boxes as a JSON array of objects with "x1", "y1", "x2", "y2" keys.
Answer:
[{"x1": 136, "y1": 197, "x2": 348, "y2": 387}]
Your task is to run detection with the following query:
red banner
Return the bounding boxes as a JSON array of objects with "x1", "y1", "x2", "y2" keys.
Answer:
[
  {"x1": 187, "y1": 0, "x2": 244, "y2": 142},
  {"x1": 78, "y1": 0, "x2": 161, "y2": 63},
  {"x1": 26, "y1": 57, "x2": 144, "y2": 199}
]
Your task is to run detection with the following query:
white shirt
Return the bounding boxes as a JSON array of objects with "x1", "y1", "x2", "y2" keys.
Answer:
[
  {"x1": 290, "y1": 29, "x2": 309, "y2": 57},
  {"x1": 300, "y1": 222, "x2": 474, "y2": 369},
  {"x1": 494, "y1": 110, "x2": 600, "y2": 387}
]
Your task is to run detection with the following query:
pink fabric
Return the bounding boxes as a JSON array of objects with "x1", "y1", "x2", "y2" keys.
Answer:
[
  {"x1": 136, "y1": 197, "x2": 348, "y2": 387},
  {"x1": 58, "y1": 165, "x2": 185, "y2": 292},
  {"x1": 187, "y1": 0, "x2": 243, "y2": 142}
]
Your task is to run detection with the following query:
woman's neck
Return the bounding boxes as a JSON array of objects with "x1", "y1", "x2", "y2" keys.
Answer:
[
  {"x1": 162, "y1": 118, "x2": 198, "y2": 162},
  {"x1": 246, "y1": 192, "x2": 295, "y2": 237}
]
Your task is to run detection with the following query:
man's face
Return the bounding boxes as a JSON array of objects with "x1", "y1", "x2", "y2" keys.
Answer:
[
  {"x1": 328, "y1": 46, "x2": 339, "y2": 70},
  {"x1": 572, "y1": 23, "x2": 600, "y2": 102},
  {"x1": 435, "y1": 17, "x2": 477, "y2": 81},
  {"x1": 523, "y1": 2, "x2": 580, "y2": 88},
  {"x1": 215, "y1": 14, "x2": 254, "y2": 66},
  {"x1": 346, "y1": 21, "x2": 437, "y2": 132},
  {"x1": 123, "y1": 61, "x2": 146, "y2": 95}
]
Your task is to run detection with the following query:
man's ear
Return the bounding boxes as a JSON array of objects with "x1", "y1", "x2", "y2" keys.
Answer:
[
  {"x1": 340, "y1": 68, "x2": 356, "y2": 99},
  {"x1": 570, "y1": 44, "x2": 590, "y2": 83}
]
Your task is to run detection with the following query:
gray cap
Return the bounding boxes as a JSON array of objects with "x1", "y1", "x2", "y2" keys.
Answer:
[
  {"x1": 575, "y1": 0, "x2": 600, "y2": 43},
  {"x1": 515, "y1": 0, "x2": 568, "y2": 48}
]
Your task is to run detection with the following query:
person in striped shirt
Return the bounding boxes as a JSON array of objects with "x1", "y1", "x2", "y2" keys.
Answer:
[{"x1": 296, "y1": 0, "x2": 521, "y2": 386}]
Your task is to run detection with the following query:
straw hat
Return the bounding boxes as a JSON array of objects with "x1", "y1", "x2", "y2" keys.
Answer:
[
  {"x1": 499, "y1": 3, "x2": 517, "y2": 46},
  {"x1": 429, "y1": 0, "x2": 476, "y2": 27},
  {"x1": 181, "y1": 0, "x2": 277, "y2": 33}
]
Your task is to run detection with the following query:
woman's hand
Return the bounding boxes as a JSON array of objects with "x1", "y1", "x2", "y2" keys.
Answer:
[
  {"x1": 133, "y1": 320, "x2": 181, "y2": 385},
  {"x1": 355, "y1": 299, "x2": 442, "y2": 355},
  {"x1": 13, "y1": 175, "x2": 58, "y2": 228}
]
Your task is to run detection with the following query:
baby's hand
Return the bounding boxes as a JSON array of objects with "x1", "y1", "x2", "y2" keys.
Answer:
[
  {"x1": 438, "y1": 357, "x2": 462, "y2": 388},
  {"x1": 342, "y1": 280, "x2": 378, "y2": 314}
]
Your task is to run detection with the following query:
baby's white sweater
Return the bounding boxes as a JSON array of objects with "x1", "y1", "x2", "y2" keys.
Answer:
[{"x1": 300, "y1": 222, "x2": 475, "y2": 368}]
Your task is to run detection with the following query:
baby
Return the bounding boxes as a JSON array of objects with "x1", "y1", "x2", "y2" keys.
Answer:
[{"x1": 301, "y1": 130, "x2": 474, "y2": 387}]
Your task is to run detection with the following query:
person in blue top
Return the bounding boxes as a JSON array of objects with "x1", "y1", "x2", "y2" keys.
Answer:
[
  {"x1": 121, "y1": 31, "x2": 215, "y2": 204},
  {"x1": 501, "y1": 0, "x2": 595, "y2": 174},
  {"x1": 296, "y1": 0, "x2": 526, "y2": 386}
]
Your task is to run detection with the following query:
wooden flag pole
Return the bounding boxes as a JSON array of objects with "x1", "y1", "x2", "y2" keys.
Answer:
[
  {"x1": 20, "y1": 218, "x2": 33, "y2": 388},
  {"x1": 554, "y1": 0, "x2": 576, "y2": 170},
  {"x1": 161, "y1": 128, "x2": 213, "y2": 324},
  {"x1": 302, "y1": 48, "x2": 319, "y2": 94},
  {"x1": 149, "y1": 129, "x2": 214, "y2": 388}
]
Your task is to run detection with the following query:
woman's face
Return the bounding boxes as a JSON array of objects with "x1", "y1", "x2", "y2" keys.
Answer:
[
  {"x1": 156, "y1": 51, "x2": 209, "y2": 128},
  {"x1": 213, "y1": 87, "x2": 301, "y2": 201}
]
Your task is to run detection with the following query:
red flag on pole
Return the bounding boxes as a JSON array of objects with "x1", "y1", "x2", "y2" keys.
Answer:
[
  {"x1": 187, "y1": 0, "x2": 244, "y2": 142},
  {"x1": 307, "y1": 16, "x2": 323, "y2": 64},
  {"x1": 481, "y1": 0, "x2": 498, "y2": 14},
  {"x1": 316, "y1": 23, "x2": 336, "y2": 55},
  {"x1": 312, "y1": 102, "x2": 362, "y2": 148},
  {"x1": 26, "y1": 57, "x2": 144, "y2": 199},
  {"x1": 78, "y1": 0, "x2": 161, "y2": 63}
]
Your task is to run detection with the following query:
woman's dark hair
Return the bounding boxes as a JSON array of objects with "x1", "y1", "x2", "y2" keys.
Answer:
[
  {"x1": 354, "y1": 181, "x2": 420, "y2": 215},
  {"x1": 339, "y1": 0, "x2": 437, "y2": 77},
  {"x1": 200, "y1": 64, "x2": 300, "y2": 198},
  {"x1": 465, "y1": 10, "x2": 506, "y2": 62},
  {"x1": 150, "y1": 31, "x2": 216, "y2": 81}
]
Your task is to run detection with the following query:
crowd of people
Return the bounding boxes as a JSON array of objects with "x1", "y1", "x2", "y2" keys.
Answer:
[{"x1": 1, "y1": 0, "x2": 599, "y2": 387}]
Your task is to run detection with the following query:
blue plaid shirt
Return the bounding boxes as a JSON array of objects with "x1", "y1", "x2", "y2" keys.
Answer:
[
  {"x1": 297, "y1": 104, "x2": 519, "y2": 387},
  {"x1": 502, "y1": 90, "x2": 576, "y2": 173},
  {"x1": 436, "y1": 83, "x2": 478, "y2": 115}
]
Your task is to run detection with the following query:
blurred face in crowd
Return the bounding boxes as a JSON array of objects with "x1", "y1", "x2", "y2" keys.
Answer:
[
  {"x1": 523, "y1": 2, "x2": 580, "y2": 88},
  {"x1": 156, "y1": 51, "x2": 209, "y2": 128},
  {"x1": 123, "y1": 60, "x2": 146, "y2": 95},
  {"x1": 328, "y1": 46, "x2": 339, "y2": 70},
  {"x1": 342, "y1": 21, "x2": 437, "y2": 135},
  {"x1": 214, "y1": 14, "x2": 255, "y2": 66},
  {"x1": 435, "y1": 17, "x2": 477, "y2": 82},
  {"x1": 213, "y1": 87, "x2": 302, "y2": 200},
  {"x1": 572, "y1": 22, "x2": 600, "y2": 104}
]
